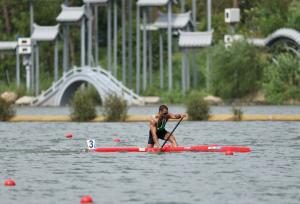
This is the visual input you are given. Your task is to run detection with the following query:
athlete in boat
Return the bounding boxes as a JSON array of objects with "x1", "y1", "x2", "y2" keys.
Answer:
[{"x1": 148, "y1": 104, "x2": 186, "y2": 148}]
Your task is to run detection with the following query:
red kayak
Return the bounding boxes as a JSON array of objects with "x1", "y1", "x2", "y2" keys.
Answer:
[{"x1": 90, "y1": 145, "x2": 251, "y2": 153}]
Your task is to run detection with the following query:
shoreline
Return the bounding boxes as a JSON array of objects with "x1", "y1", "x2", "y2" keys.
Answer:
[{"x1": 7, "y1": 114, "x2": 300, "y2": 122}]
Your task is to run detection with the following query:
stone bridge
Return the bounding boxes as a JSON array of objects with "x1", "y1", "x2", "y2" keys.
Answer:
[
  {"x1": 32, "y1": 66, "x2": 144, "y2": 106},
  {"x1": 250, "y1": 28, "x2": 300, "y2": 48}
]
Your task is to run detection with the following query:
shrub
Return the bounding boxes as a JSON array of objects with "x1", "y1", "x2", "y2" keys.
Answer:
[
  {"x1": 15, "y1": 85, "x2": 28, "y2": 97},
  {"x1": 185, "y1": 91, "x2": 210, "y2": 121},
  {"x1": 161, "y1": 90, "x2": 184, "y2": 104},
  {"x1": 232, "y1": 106, "x2": 243, "y2": 121},
  {"x1": 70, "y1": 89, "x2": 97, "y2": 122},
  {"x1": 103, "y1": 93, "x2": 128, "y2": 121},
  {"x1": 263, "y1": 53, "x2": 300, "y2": 104},
  {"x1": 0, "y1": 83, "x2": 30, "y2": 97},
  {"x1": 0, "y1": 97, "x2": 15, "y2": 121},
  {"x1": 210, "y1": 41, "x2": 263, "y2": 99},
  {"x1": 85, "y1": 85, "x2": 102, "y2": 105}
]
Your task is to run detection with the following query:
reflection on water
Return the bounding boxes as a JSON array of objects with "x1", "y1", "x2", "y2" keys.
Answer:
[{"x1": 0, "y1": 121, "x2": 300, "y2": 204}]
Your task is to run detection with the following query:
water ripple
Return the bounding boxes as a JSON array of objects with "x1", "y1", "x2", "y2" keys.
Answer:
[{"x1": 0, "y1": 121, "x2": 300, "y2": 204}]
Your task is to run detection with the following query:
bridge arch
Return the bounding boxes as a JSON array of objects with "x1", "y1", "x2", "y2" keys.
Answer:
[
  {"x1": 249, "y1": 28, "x2": 300, "y2": 61},
  {"x1": 264, "y1": 28, "x2": 300, "y2": 48},
  {"x1": 32, "y1": 66, "x2": 144, "y2": 106},
  {"x1": 263, "y1": 28, "x2": 300, "y2": 63},
  {"x1": 57, "y1": 76, "x2": 105, "y2": 106},
  {"x1": 55, "y1": 71, "x2": 108, "y2": 106}
]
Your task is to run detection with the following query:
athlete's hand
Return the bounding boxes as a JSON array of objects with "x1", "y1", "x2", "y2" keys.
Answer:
[
  {"x1": 181, "y1": 114, "x2": 187, "y2": 118},
  {"x1": 154, "y1": 143, "x2": 160, "y2": 148}
]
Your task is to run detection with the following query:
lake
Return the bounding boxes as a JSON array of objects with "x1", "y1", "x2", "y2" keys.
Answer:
[{"x1": 1, "y1": 112, "x2": 300, "y2": 203}]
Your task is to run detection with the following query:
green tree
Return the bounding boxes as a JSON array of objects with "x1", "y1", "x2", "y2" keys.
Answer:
[
  {"x1": 210, "y1": 41, "x2": 263, "y2": 99},
  {"x1": 0, "y1": 0, "x2": 298, "y2": 102},
  {"x1": 287, "y1": 0, "x2": 300, "y2": 31},
  {"x1": 241, "y1": 0, "x2": 292, "y2": 36}
]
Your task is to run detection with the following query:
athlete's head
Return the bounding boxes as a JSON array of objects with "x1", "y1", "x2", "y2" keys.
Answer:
[{"x1": 159, "y1": 105, "x2": 168, "y2": 116}]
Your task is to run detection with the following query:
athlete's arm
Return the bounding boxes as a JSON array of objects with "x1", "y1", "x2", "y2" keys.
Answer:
[
  {"x1": 168, "y1": 113, "x2": 187, "y2": 119},
  {"x1": 150, "y1": 119, "x2": 160, "y2": 147}
]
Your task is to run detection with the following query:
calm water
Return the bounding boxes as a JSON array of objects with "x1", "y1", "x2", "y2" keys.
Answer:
[{"x1": 0, "y1": 119, "x2": 300, "y2": 204}]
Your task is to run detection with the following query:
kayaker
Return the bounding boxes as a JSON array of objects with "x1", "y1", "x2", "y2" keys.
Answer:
[{"x1": 148, "y1": 104, "x2": 186, "y2": 148}]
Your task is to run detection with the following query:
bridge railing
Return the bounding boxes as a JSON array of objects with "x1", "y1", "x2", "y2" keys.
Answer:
[
  {"x1": 90, "y1": 66, "x2": 142, "y2": 101},
  {"x1": 32, "y1": 68, "x2": 79, "y2": 105}
]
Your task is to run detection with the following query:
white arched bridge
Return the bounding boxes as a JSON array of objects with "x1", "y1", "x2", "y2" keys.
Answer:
[
  {"x1": 249, "y1": 28, "x2": 300, "y2": 60},
  {"x1": 31, "y1": 66, "x2": 144, "y2": 106},
  {"x1": 250, "y1": 28, "x2": 300, "y2": 47}
]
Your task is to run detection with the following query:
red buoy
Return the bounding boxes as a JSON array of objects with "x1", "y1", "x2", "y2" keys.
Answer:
[
  {"x1": 4, "y1": 179, "x2": 16, "y2": 186},
  {"x1": 80, "y1": 195, "x2": 93, "y2": 203},
  {"x1": 113, "y1": 138, "x2": 121, "y2": 143},
  {"x1": 65, "y1": 133, "x2": 73, "y2": 139},
  {"x1": 225, "y1": 151, "x2": 234, "y2": 155}
]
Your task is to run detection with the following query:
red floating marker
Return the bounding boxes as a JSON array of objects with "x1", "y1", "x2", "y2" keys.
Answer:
[
  {"x1": 225, "y1": 151, "x2": 234, "y2": 156},
  {"x1": 113, "y1": 138, "x2": 121, "y2": 143},
  {"x1": 4, "y1": 179, "x2": 16, "y2": 186},
  {"x1": 65, "y1": 133, "x2": 73, "y2": 139},
  {"x1": 80, "y1": 195, "x2": 93, "y2": 203}
]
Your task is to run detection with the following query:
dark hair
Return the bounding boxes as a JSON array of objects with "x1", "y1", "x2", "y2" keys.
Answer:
[{"x1": 159, "y1": 104, "x2": 168, "y2": 112}]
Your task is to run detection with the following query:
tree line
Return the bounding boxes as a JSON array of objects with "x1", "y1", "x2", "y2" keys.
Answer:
[{"x1": 0, "y1": 0, "x2": 299, "y2": 104}]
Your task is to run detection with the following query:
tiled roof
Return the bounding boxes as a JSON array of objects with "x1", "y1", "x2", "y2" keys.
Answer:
[
  {"x1": 140, "y1": 24, "x2": 159, "y2": 31},
  {"x1": 153, "y1": 11, "x2": 192, "y2": 29},
  {"x1": 137, "y1": 0, "x2": 177, "y2": 7},
  {"x1": 0, "y1": 41, "x2": 17, "y2": 51},
  {"x1": 83, "y1": 0, "x2": 109, "y2": 4},
  {"x1": 179, "y1": 31, "x2": 213, "y2": 48},
  {"x1": 56, "y1": 5, "x2": 85, "y2": 22},
  {"x1": 31, "y1": 24, "x2": 60, "y2": 41}
]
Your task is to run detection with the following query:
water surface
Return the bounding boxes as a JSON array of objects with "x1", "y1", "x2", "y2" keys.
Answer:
[{"x1": 0, "y1": 121, "x2": 299, "y2": 204}]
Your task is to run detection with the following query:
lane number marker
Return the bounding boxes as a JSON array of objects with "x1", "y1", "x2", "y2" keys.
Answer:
[{"x1": 86, "y1": 139, "x2": 96, "y2": 149}]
